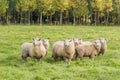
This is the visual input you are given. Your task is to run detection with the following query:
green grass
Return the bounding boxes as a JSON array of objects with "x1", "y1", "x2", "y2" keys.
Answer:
[{"x1": 0, "y1": 25, "x2": 120, "y2": 80}]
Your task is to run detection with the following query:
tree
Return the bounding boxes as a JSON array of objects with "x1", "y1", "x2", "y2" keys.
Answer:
[
  {"x1": 0, "y1": 0, "x2": 8, "y2": 24},
  {"x1": 114, "y1": 0, "x2": 120, "y2": 24},
  {"x1": 8, "y1": 0, "x2": 18, "y2": 24},
  {"x1": 91, "y1": 0, "x2": 113, "y2": 25},
  {"x1": 25, "y1": 0, "x2": 37, "y2": 25},
  {"x1": 71, "y1": 0, "x2": 89, "y2": 25},
  {"x1": 42, "y1": 0, "x2": 55, "y2": 25},
  {"x1": 36, "y1": 0, "x2": 47, "y2": 25},
  {"x1": 16, "y1": 0, "x2": 25, "y2": 24}
]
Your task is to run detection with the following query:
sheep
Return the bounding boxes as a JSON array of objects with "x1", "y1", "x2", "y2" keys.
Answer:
[
  {"x1": 73, "y1": 38, "x2": 92, "y2": 46},
  {"x1": 73, "y1": 38, "x2": 92, "y2": 58},
  {"x1": 42, "y1": 39, "x2": 50, "y2": 55},
  {"x1": 75, "y1": 39, "x2": 101, "y2": 60},
  {"x1": 52, "y1": 39, "x2": 75, "y2": 64},
  {"x1": 73, "y1": 38, "x2": 83, "y2": 46},
  {"x1": 98, "y1": 38, "x2": 107, "y2": 56},
  {"x1": 21, "y1": 38, "x2": 46, "y2": 61},
  {"x1": 81, "y1": 41, "x2": 92, "y2": 45},
  {"x1": 73, "y1": 38, "x2": 83, "y2": 58}
]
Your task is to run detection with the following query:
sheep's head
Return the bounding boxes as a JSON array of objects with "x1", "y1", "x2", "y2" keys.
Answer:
[
  {"x1": 64, "y1": 39, "x2": 73, "y2": 48},
  {"x1": 73, "y1": 38, "x2": 82, "y2": 46},
  {"x1": 93, "y1": 39, "x2": 101, "y2": 50},
  {"x1": 33, "y1": 38, "x2": 42, "y2": 46},
  {"x1": 43, "y1": 39, "x2": 49, "y2": 46},
  {"x1": 99, "y1": 38, "x2": 107, "y2": 44}
]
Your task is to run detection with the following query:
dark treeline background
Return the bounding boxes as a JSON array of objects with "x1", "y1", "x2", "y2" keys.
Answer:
[{"x1": 0, "y1": 0, "x2": 120, "y2": 26}]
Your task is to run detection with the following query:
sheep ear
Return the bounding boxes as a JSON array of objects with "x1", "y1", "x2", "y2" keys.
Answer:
[
  {"x1": 70, "y1": 40, "x2": 72, "y2": 42},
  {"x1": 105, "y1": 38, "x2": 107, "y2": 41},
  {"x1": 79, "y1": 38, "x2": 82, "y2": 40},
  {"x1": 39, "y1": 38, "x2": 41, "y2": 41},
  {"x1": 42, "y1": 39, "x2": 44, "y2": 41}
]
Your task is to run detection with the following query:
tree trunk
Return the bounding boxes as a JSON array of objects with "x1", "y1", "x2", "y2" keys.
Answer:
[
  {"x1": 6, "y1": 12, "x2": 10, "y2": 25},
  {"x1": 25, "y1": 12, "x2": 27, "y2": 24},
  {"x1": 20, "y1": 11, "x2": 22, "y2": 24},
  {"x1": 95, "y1": 11, "x2": 97, "y2": 26},
  {"x1": 118, "y1": 3, "x2": 120, "y2": 24},
  {"x1": 73, "y1": 14, "x2": 76, "y2": 26},
  {"x1": 28, "y1": 10, "x2": 30, "y2": 25},
  {"x1": 106, "y1": 12, "x2": 109, "y2": 26},
  {"x1": 40, "y1": 12, "x2": 42, "y2": 26},
  {"x1": 60, "y1": 11, "x2": 62, "y2": 25},
  {"x1": 13, "y1": 12, "x2": 16, "y2": 24},
  {"x1": 67, "y1": 12, "x2": 69, "y2": 25},
  {"x1": 30, "y1": 12, "x2": 33, "y2": 24},
  {"x1": 78, "y1": 17, "x2": 81, "y2": 25},
  {"x1": 84, "y1": 16, "x2": 86, "y2": 25},
  {"x1": 0, "y1": 17, "x2": 1, "y2": 25},
  {"x1": 50, "y1": 15, "x2": 52, "y2": 25}
]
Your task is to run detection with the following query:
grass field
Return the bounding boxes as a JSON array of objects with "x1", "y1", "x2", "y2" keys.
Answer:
[{"x1": 0, "y1": 25, "x2": 120, "y2": 80}]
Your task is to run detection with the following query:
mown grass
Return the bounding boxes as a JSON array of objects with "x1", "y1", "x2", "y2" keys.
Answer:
[{"x1": 0, "y1": 25, "x2": 120, "y2": 80}]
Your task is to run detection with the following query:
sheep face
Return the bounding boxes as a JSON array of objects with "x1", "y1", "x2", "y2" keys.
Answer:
[
  {"x1": 94, "y1": 40, "x2": 101, "y2": 49},
  {"x1": 73, "y1": 38, "x2": 82, "y2": 46},
  {"x1": 33, "y1": 38, "x2": 41, "y2": 46},
  {"x1": 43, "y1": 39, "x2": 49, "y2": 46},
  {"x1": 64, "y1": 39, "x2": 72, "y2": 47},
  {"x1": 99, "y1": 38, "x2": 106, "y2": 44}
]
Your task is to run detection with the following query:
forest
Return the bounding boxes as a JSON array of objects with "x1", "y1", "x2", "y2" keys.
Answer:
[{"x1": 0, "y1": 0, "x2": 120, "y2": 26}]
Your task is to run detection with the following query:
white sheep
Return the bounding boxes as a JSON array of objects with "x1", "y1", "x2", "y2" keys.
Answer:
[
  {"x1": 73, "y1": 38, "x2": 83, "y2": 46},
  {"x1": 42, "y1": 39, "x2": 50, "y2": 55},
  {"x1": 21, "y1": 38, "x2": 46, "y2": 61},
  {"x1": 75, "y1": 39, "x2": 101, "y2": 60},
  {"x1": 98, "y1": 38, "x2": 107, "y2": 56},
  {"x1": 52, "y1": 39, "x2": 75, "y2": 64}
]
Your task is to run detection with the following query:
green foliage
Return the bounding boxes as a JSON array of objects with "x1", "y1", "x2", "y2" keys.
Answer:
[
  {"x1": 16, "y1": 0, "x2": 36, "y2": 12},
  {"x1": 0, "y1": 25, "x2": 120, "y2": 80},
  {"x1": 0, "y1": 0, "x2": 8, "y2": 16},
  {"x1": 0, "y1": 0, "x2": 120, "y2": 25}
]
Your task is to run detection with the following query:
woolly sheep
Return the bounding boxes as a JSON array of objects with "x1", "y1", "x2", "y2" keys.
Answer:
[
  {"x1": 73, "y1": 38, "x2": 83, "y2": 46},
  {"x1": 98, "y1": 38, "x2": 107, "y2": 56},
  {"x1": 73, "y1": 38, "x2": 83, "y2": 58},
  {"x1": 42, "y1": 39, "x2": 50, "y2": 55},
  {"x1": 21, "y1": 38, "x2": 46, "y2": 61},
  {"x1": 73, "y1": 38, "x2": 92, "y2": 46},
  {"x1": 52, "y1": 39, "x2": 75, "y2": 64},
  {"x1": 75, "y1": 39, "x2": 101, "y2": 60},
  {"x1": 73, "y1": 38, "x2": 92, "y2": 58}
]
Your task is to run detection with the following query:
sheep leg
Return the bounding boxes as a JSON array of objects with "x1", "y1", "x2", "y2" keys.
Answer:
[
  {"x1": 76, "y1": 54, "x2": 81, "y2": 60},
  {"x1": 77, "y1": 51, "x2": 83, "y2": 60},
  {"x1": 22, "y1": 55, "x2": 27, "y2": 61},
  {"x1": 89, "y1": 54, "x2": 95, "y2": 60},
  {"x1": 21, "y1": 52, "x2": 29, "y2": 62},
  {"x1": 63, "y1": 56, "x2": 71, "y2": 64},
  {"x1": 52, "y1": 53, "x2": 58, "y2": 61},
  {"x1": 34, "y1": 56, "x2": 43, "y2": 61},
  {"x1": 45, "y1": 51, "x2": 48, "y2": 56},
  {"x1": 102, "y1": 52, "x2": 104, "y2": 56},
  {"x1": 98, "y1": 53, "x2": 101, "y2": 56},
  {"x1": 75, "y1": 49, "x2": 78, "y2": 59},
  {"x1": 75, "y1": 52, "x2": 78, "y2": 59},
  {"x1": 67, "y1": 59, "x2": 71, "y2": 65}
]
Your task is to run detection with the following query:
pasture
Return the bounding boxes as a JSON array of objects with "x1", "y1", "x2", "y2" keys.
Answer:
[{"x1": 0, "y1": 25, "x2": 120, "y2": 80}]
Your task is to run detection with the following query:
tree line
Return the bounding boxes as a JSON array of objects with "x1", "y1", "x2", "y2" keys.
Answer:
[{"x1": 0, "y1": 0, "x2": 120, "y2": 26}]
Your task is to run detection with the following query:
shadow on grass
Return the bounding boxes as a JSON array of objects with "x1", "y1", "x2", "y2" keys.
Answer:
[{"x1": 44, "y1": 57, "x2": 65, "y2": 64}]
